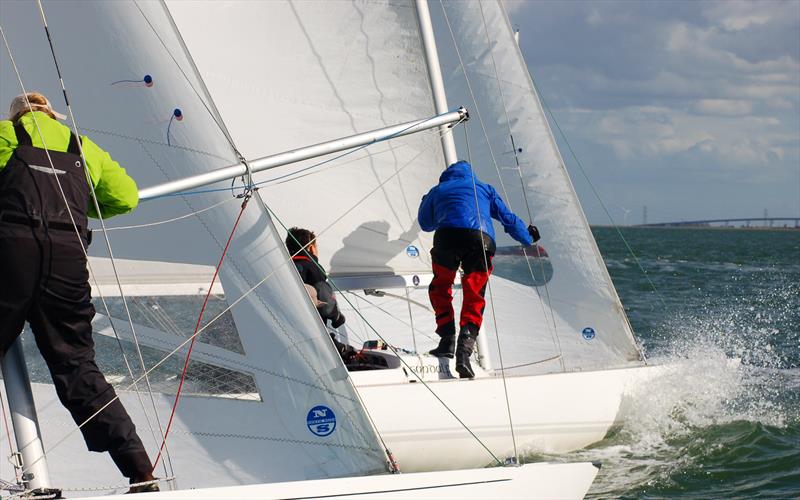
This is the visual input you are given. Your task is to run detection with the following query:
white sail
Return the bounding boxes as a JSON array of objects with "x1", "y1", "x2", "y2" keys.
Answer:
[
  {"x1": 163, "y1": 0, "x2": 446, "y2": 280},
  {"x1": 1, "y1": 0, "x2": 388, "y2": 489},
  {"x1": 425, "y1": 1, "x2": 642, "y2": 372}
]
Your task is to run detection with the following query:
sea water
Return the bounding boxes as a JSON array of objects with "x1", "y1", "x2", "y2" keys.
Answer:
[{"x1": 496, "y1": 227, "x2": 800, "y2": 499}]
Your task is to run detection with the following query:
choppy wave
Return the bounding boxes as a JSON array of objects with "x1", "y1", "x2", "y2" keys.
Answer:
[
  {"x1": 564, "y1": 294, "x2": 797, "y2": 498},
  {"x1": 515, "y1": 228, "x2": 800, "y2": 497}
]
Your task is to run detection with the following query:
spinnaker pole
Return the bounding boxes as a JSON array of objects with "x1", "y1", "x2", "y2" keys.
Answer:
[{"x1": 139, "y1": 109, "x2": 467, "y2": 201}]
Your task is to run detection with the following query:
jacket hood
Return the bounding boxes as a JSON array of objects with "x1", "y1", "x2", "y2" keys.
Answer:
[{"x1": 439, "y1": 160, "x2": 472, "y2": 182}]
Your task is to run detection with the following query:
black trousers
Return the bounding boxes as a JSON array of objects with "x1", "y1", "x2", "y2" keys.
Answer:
[{"x1": 0, "y1": 224, "x2": 151, "y2": 478}]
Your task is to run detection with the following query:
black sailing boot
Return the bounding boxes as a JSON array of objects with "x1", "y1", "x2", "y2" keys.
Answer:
[
  {"x1": 429, "y1": 320, "x2": 456, "y2": 358},
  {"x1": 455, "y1": 324, "x2": 478, "y2": 379},
  {"x1": 429, "y1": 334, "x2": 455, "y2": 358}
]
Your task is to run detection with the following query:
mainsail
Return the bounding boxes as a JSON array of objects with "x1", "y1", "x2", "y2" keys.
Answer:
[
  {"x1": 1, "y1": 0, "x2": 390, "y2": 490},
  {"x1": 165, "y1": 0, "x2": 447, "y2": 280}
]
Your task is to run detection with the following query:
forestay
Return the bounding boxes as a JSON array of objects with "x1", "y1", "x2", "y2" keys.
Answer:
[
  {"x1": 1, "y1": 0, "x2": 388, "y2": 490},
  {"x1": 430, "y1": 1, "x2": 643, "y2": 372},
  {"x1": 164, "y1": 0, "x2": 446, "y2": 280}
]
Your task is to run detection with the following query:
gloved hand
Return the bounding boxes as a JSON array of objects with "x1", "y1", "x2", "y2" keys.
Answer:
[
  {"x1": 331, "y1": 312, "x2": 346, "y2": 329},
  {"x1": 527, "y1": 224, "x2": 541, "y2": 243}
]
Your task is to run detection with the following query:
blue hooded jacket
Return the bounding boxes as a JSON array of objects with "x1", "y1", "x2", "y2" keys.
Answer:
[{"x1": 418, "y1": 161, "x2": 532, "y2": 245}]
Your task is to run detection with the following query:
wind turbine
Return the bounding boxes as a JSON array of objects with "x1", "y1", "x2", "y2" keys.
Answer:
[{"x1": 618, "y1": 206, "x2": 632, "y2": 226}]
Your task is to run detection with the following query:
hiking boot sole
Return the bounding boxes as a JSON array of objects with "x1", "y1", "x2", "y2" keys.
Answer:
[
  {"x1": 455, "y1": 363, "x2": 474, "y2": 379},
  {"x1": 429, "y1": 349, "x2": 455, "y2": 358}
]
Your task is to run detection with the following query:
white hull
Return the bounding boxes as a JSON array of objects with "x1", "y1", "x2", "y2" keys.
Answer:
[
  {"x1": 78, "y1": 462, "x2": 599, "y2": 499},
  {"x1": 352, "y1": 360, "x2": 664, "y2": 472},
  {"x1": 12, "y1": 383, "x2": 598, "y2": 498}
]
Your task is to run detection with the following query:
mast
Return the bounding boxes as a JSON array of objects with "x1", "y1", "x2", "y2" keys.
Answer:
[
  {"x1": 1, "y1": 339, "x2": 51, "y2": 490},
  {"x1": 415, "y1": 0, "x2": 492, "y2": 371},
  {"x1": 415, "y1": 0, "x2": 458, "y2": 166}
]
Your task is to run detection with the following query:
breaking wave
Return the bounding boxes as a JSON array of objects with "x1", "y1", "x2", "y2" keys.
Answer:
[{"x1": 557, "y1": 297, "x2": 800, "y2": 498}]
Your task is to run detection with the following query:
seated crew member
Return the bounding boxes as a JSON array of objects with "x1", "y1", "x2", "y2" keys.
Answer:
[
  {"x1": 285, "y1": 227, "x2": 356, "y2": 361},
  {"x1": 418, "y1": 160, "x2": 540, "y2": 379},
  {"x1": 0, "y1": 93, "x2": 157, "y2": 493}
]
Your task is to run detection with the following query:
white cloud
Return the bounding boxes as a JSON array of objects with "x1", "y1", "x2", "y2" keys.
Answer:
[
  {"x1": 586, "y1": 9, "x2": 602, "y2": 26},
  {"x1": 501, "y1": 0, "x2": 527, "y2": 16},
  {"x1": 702, "y1": 0, "x2": 775, "y2": 32},
  {"x1": 693, "y1": 99, "x2": 753, "y2": 116},
  {"x1": 563, "y1": 105, "x2": 788, "y2": 167},
  {"x1": 766, "y1": 98, "x2": 795, "y2": 110},
  {"x1": 666, "y1": 22, "x2": 799, "y2": 75}
]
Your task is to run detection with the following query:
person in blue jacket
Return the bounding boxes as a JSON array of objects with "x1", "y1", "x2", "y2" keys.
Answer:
[{"x1": 418, "y1": 160, "x2": 539, "y2": 378}]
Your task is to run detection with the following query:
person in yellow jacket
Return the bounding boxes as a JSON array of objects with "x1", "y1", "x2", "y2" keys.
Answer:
[{"x1": 0, "y1": 92, "x2": 156, "y2": 493}]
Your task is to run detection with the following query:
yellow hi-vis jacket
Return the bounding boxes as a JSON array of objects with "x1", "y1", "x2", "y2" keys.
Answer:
[{"x1": 0, "y1": 111, "x2": 138, "y2": 219}]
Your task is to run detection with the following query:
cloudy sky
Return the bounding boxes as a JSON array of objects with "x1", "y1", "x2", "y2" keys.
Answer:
[{"x1": 504, "y1": 0, "x2": 799, "y2": 225}]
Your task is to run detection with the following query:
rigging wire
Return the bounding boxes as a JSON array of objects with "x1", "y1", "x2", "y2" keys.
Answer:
[
  {"x1": 462, "y1": 118, "x2": 519, "y2": 462},
  {"x1": 529, "y1": 74, "x2": 669, "y2": 317},
  {"x1": 100, "y1": 196, "x2": 239, "y2": 231},
  {"x1": 0, "y1": 17, "x2": 174, "y2": 479},
  {"x1": 342, "y1": 291, "x2": 437, "y2": 344},
  {"x1": 405, "y1": 286, "x2": 420, "y2": 357},
  {"x1": 269, "y1": 198, "x2": 402, "y2": 473},
  {"x1": 475, "y1": 0, "x2": 565, "y2": 370},
  {"x1": 498, "y1": 0, "x2": 663, "y2": 358},
  {"x1": 31, "y1": 0, "x2": 176, "y2": 478},
  {"x1": 438, "y1": 2, "x2": 565, "y2": 372},
  {"x1": 272, "y1": 190, "x2": 504, "y2": 467}
]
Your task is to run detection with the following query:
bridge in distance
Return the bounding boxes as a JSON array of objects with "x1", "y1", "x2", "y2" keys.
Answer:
[{"x1": 636, "y1": 217, "x2": 799, "y2": 228}]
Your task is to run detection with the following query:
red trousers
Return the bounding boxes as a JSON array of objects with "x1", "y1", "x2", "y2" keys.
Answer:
[{"x1": 428, "y1": 228, "x2": 495, "y2": 336}]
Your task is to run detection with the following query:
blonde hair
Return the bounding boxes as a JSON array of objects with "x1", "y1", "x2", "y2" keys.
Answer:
[{"x1": 9, "y1": 92, "x2": 57, "y2": 122}]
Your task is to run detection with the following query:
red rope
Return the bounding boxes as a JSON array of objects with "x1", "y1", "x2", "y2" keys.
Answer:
[{"x1": 151, "y1": 196, "x2": 250, "y2": 472}]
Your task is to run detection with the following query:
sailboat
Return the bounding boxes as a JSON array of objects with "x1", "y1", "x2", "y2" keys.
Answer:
[
  {"x1": 122, "y1": 0, "x2": 664, "y2": 473},
  {"x1": 0, "y1": 0, "x2": 600, "y2": 497}
]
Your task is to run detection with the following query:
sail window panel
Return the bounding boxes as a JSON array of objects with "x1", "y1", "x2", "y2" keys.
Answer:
[
  {"x1": 94, "y1": 295, "x2": 244, "y2": 355},
  {"x1": 11, "y1": 329, "x2": 260, "y2": 401}
]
